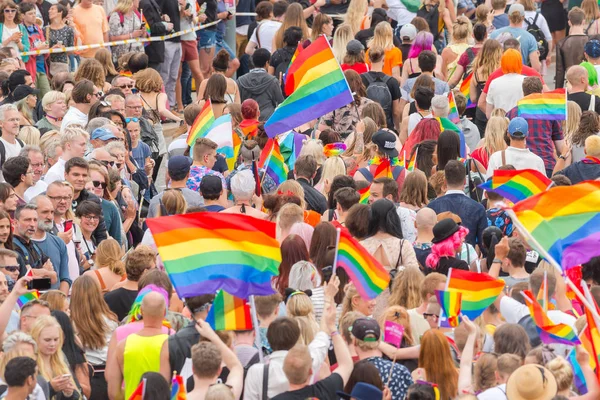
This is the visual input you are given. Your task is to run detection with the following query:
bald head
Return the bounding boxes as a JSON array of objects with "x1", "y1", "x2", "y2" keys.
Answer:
[
  {"x1": 415, "y1": 208, "x2": 437, "y2": 230},
  {"x1": 567, "y1": 65, "x2": 589, "y2": 90},
  {"x1": 585, "y1": 135, "x2": 600, "y2": 157},
  {"x1": 141, "y1": 291, "x2": 166, "y2": 320}
]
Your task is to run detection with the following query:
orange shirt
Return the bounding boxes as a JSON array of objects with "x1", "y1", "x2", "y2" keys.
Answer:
[
  {"x1": 366, "y1": 47, "x2": 403, "y2": 76},
  {"x1": 72, "y1": 4, "x2": 108, "y2": 58}
]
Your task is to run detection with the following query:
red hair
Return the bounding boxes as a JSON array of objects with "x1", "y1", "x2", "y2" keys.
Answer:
[
  {"x1": 401, "y1": 119, "x2": 441, "y2": 160},
  {"x1": 419, "y1": 329, "x2": 459, "y2": 399},
  {"x1": 500, "y1": 48, "x2": 523, "y2": 74},
  {"x1": 241, "y1": 99, "x2": 259, "y2": 120},
  {"x1": 426, "y1": 226, "x2": 469, "y2": 269},
  {"x1": 274, "y1": 234, "x2": 309, "y2": 295}
]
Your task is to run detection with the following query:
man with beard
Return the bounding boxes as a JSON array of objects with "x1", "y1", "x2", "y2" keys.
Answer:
[
  {"x1": 29, "y1": 196, "x2": 70, "y2": 294},
  {"x1": 20, "y1": 146, "x2": 47, "y2": 201}
]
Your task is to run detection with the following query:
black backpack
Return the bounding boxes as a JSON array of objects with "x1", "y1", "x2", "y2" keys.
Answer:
[
  {"x1": 525, "y1": 12, "x2": 549, "y2": 61},
  {"x1": 274, "y1": 47, "x2": 296, "y2": 96},
  {"x1": 364, "y1": 73, "x2": 394, "y2": 130}
]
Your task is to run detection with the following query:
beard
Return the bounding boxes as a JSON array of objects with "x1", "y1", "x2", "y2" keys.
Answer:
[{"x1": 38, "y1": 220, "x2": 54, "y2": 232}]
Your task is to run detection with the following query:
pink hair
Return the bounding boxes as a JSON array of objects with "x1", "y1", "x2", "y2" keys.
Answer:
[
  {"x1": 426, "y1": 226, "x2": 469, "y2": 269},
  {"x1": 289, "y1": 222, "x2": 314, "y2": 251},
  {"x1": 408, "y1": 31, "x2": 434, "y2": 59}
]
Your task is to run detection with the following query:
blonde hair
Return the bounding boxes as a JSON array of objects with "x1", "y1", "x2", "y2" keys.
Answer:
[
  {"x1": 581, "y1": 0, "x2": 600, "y2": 21},
  {"x1": 112, "y1": 0, "x2": 134, "y2": 15},
  {"x1": 287, "y1": 292, "x2": 319, "y2": 345},
  {"x1": 133, "y1": 68, "x2": 164, "y2": 93},
  {"x1": 345, "y1": 0, "x2": 368, "y2": 35},
  {"x1": 340, "y1": 283, "x2": 360, "y2": 321},
  {"x1": 95, "y1": 48, "x2": 118, "y2": 78},
  {"x1": 388, "y1": 266, "x2": 424, "y2": 310},
  {"x1": 378, "y1": 305, "x2": 414, "y2": 346},
  {"x1": 452, "y1": 16, "x2": 472, "y2": 42},
  {"x1": 367, "y1": 21, "x2": 394, "y2": 51},
  {"x1": 18, "y1": 126, "x2": 40, "y2": 146},
  {"x1": 343, "y1": 117, "x2": 377, "y2": 161},
  {"x1": 474, "y1": 353, "x2": 498, "y2": 392},
  {"x1": 159, "y1": 189, "x2": 187, "y2": 216},
  {"x1": 332, "y1": 24, "x2": 354, "y2": 64},
  {"x1": 273, "y1": 3, "x2": 309, "y2": 50},
  {"x1": 316, "y1": 157, "x2": 346, "y2": 195},
  {"x1": 278, "y1": 180, "x2": 306, "y2": 209},
  {"x1": 206, "y1": 384, "x2": 235, "y2": 400},
  {"x1": 340, "y1": 311, "x2": 365, "y2": 344},
  {"x1": 546, "y1": 357, "x2": 573, "y2": 392},
  {"x1": 41, "y1": 90, "x2": 66, "y2": 112},
  {"x1": 60, "y1": 126, "x2": 88, "y2": 148},
  {"x1": 0, "y1": 349, "x2": 34, "y2": 381},
  {"x1": 40, "y1": 290, "x2": 67, "y2": 312},
  {"x1": 39, "y1": 130, "x2": 60, "y2": 153},
  {"x1": 483, "y1": 116, "x2": 508, "y2": 155},
  {"x1": 94, "y1": 238, "x2": 125, "y2": 276},
  {"x1": 564, "y1": 101, "x2": 582, "y2": 145},
  {"x1": 16, "y1": 98, "x2": 35, "y2": 125},
  {"x1": 277, "y1": 203, "x2": 304, "y2": 233},
  {"x1": 472, "y1": 39, "x2": 503, "y2": 82},
  {"x1": 299, "y1": 139, "x2": 325, "y2": 165},
  {"x1": 518, "y1": 0, "x2": 536, "y2": 11}
]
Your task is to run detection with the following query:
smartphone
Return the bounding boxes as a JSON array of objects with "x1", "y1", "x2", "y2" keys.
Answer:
[
  {"x1": 27, "y1": 278, "x2": 52, "y2": 291},
  {"x1": 64, "y1": 219, "x2": 73, "y2": 231},
  {"x1": 61, "y1": 374, "x2": 71, "y2": 379}
]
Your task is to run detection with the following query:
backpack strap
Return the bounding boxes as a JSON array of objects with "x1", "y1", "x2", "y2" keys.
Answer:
[
  {"x1": 357, "y1": 167, "x2": 374, "y2": 183},
  {"x1": 0, "y1": 140, "x2": 5, "y2": 169},
  {"x1": 587, "y1": 19, "x2": 596, "y2": 34},
  {"x1": 501, "y1": 150, "x2": 506, "y2": 167},
  {"x1": 261, "y1": 364, "x2": 269, "y2": 400},
  {"x1": 533, "y1": 11, "x2": 539, "y2": 26},
  {"x1": 363, "y1": 72, "x2": 375, "y2": 85}
]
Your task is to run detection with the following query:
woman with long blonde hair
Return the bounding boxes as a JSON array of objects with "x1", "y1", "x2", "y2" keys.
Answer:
[
  {"x1": 441, "y1": 16, "x2": 473, "y2": 81},
  {"x1": 315, "y1": 156, "x2": 346, "y2": 196},
  {"x1": 469, "y1": 38, "x2": 502, "y2": 104},
  {"x1": 31, "y1": 316, "x2": 80, "y2": 399},
  {"x1": 83, "y1": 238, "x2": 125, "y2": 292},
  {"x1": 70, "y1": 275, "x2": 118, "y2": 399},
  {"x1": 471, "y1": 116, "x2": 508, "y2": 168},
  {"x1": 340, "y1": 283, "x2": 376, "y2": 321},
  {"x1": 272, "y1": 3, "x2": 310, "y2": 51},
  {"x1": 286, "y1": 291, "x2": 319, "y2": 345},
  {"x1": 413, "y1": 329, "x2": 459, "y2": 399},
  {"x1": 582, "y1": 0, "x2": 600, "y2": 34},
  {"x1": 331, "y1": 24, "x2": 354, "y2": 65},
  {"x1": 345, "y1": 0, "x2": 369, "y2": 35},
  {"x1": 366, "y1": 22, "x2": 402, "y2": 81},
  {"x1": 94, "y1": 48, "x2": 119, "y2": 82},
  {"x1": 563, "y1": 100, "x2": 582, "y2": 145}
]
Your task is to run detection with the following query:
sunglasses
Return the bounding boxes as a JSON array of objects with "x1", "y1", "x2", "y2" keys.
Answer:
[
  {"x1": 423, "y1": 313, "x2": 439, "y2": 319},
  {"x1": 93, "y1": 91, "x2": 104, "y2": 98},
  {"x1": 92, "y1": 180, "x2": 107, "y2": 189},
  {"x1": 118, "y1": 84, "x2": 134, "y2": 89},
  {"x1": 2, "y1": 266, "x2": 19, "y2": 272},
  {"x1": 125, "y1": 117, "x2": 139, "y2": 123},
  {"x1": 4, "y1": 9, "x2": 16, "y2": 13},
  {"x1": 98, "y1": 160, "x2": 115, "y2": 167}
]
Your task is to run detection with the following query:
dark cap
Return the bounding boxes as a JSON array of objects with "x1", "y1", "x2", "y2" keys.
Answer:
[
  {"x1": 199, "y1": 174, "x2": 223, "y2": 198},
  {"x1": 586, "y1": 40, "x2": 600, "y2": 58},
  {"x1": 12, "y1": 84, "x2": 39, "y2": 103},
  {"x1": 168, "y1": 155, "x2": 192, "y2": 177},
  {"x1": 431, "y1": 218, "x2": 460, "y2": 244},
  {"x1": 372, "y1": 130, "x2": 398, "y2": 158},
  {"x1": 351, "y1": 317, "x2": 381, "y2": 342},
  {"x1": 337, "y1": 383, "x2": 383, "y2": 400},
  {"x1": 346, "y1": 39, "x2": 364, "y2": 55}
]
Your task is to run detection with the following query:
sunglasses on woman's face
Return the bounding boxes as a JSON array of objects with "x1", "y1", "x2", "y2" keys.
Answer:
[
  {"x1": 2, "y1": 266, "x2": 19, "y2": 272},
  {"x1": 92, "y1": 180, "x2": 107, "y2": 189}
]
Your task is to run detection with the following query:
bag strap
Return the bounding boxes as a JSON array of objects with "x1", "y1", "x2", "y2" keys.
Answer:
[
  {"x1": 501, "y1": 150, "x2": 506, "y2": 167},
  {"x1": 358, "y1": 167, "x2": 374, "y2": 183},
  {"x1": 395, "y1": 239, "x2": 404, "y2": 269},
  {"x1": 256, "y1": 22, "x2": 262, "y2": 49},
  {"x1": 533, "y1": 12, "x2": 539, "y2": 26},
  {"x1": 0, "y1": 141, "x2": 5, "y2": 169},
  {"x1": 261, "y1": 364, "x2": 269, "y2": 400},
  {"x1": 590, "y1": 94, "x2": 596, "y2": 111}
]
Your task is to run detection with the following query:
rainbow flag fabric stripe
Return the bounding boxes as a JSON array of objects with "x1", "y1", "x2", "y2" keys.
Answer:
[
  {"x1": 170, "y1": 375, "x2": 186, "y2": 400},
  {"x1": 278, "y1": 131, "x2": 304, "y2": 170},
  {"x1": 358, "y1": 186, "x2": 370, "y2": 204},
  {"x1": 333, "y1": 223, "x2": 390, "y2": 299},
  {"x1": 129, "y1": 378, "x2": 146, "y2": 400},
  {"x1": 510, "y1": 181, "x2": 600, "y2": 270},
  {"x1": 406, "y1": 149, "x2": 417, "y2": 172},
  {"x1": 146, "y1": 213, "x2": 281, "y2": 299},
  {"x1": 265, "y1": 36, "x2": 353, "y2": 137},
  {"x1": 373, "y1": 158, "x2": 392, "y2": 179},
  {"x1": 206, "y1": 290, "x2": 253, "y2": 331},
  {"x1": 517, "y1": 88, "x2": 567, "y2": 121},
  {"x1": 460, "y1": 72, "x2": 475, "y2": 108},
  {"x1": 16, "y1": 290, "x2": 39, "y2": 309},
  {"x1": 435, "y1": 289, "x2": 462, "y2": 328},
  {"x1": 447, "y1": 269, "x2": 504, "y2": 320},
  {"x1": 523, "y1": 289, "x2": 580, "y2": 346},
  {"x1": 323, "y1": 143, "x2": 346, "y2": 157},
  {"x1": 262, "y1": 140, "x2": 288, "y2": 186},
  {"x1": 186, "y1": 100, "x2": 215, "y2": 146},
  {"x1": 447, "y1": 92, "x2": 460, "y2": 124},
  {"x1": 435, "y1": 117, "x2": 466, "y2": 157},
  {"x1": 479, "y1": 169, "x2": 552, "y2": 204}
]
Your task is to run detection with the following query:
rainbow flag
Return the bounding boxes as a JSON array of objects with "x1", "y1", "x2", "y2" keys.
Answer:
[
  {"x1": 406, "y1": 149, "x2": 417, "y2": 172},
  {"x1": 201, "y1": 114, "x2": 235, "y2": 167},
  {"x1": 523, "y1": 289, "x2": 580, "y2": 345},
  {"x1": 510, "y1": 181, "x2": 600, "y2": 270},
  {"x1": 129, "y1": 378, "x2": 146, "y2": 400},
  {"x1": 205, "y1": 290, "x2": 253, "y2": 331},
  {"x1": 581, "y1": 282, "x2": 600, "y2": 383},
  {"x1": 447, "y1": 92, "x2": 460, "y2": 124},
  {"x1": 186, "y1": 99, "x2": 215, "y2": 146},
  {"x1": 170, "y1": 375, "x2": 186, "y2": 400},
  {"x1": 230, "y1": 131, "x2": 242, "y2": 171},
  {"x1": 435, "y1": 289, "x2": 462, "y2": 328},
  {"x1": 333, "y1": 223, "x2": 390, "y2": 299},
  {"x1": 16, "y1": 290, "x2": 39, "y2": 309},
  {"x1": 435, "y1": 117, "x2": 466, "y2": 157},
  {"x1": 447, "y1": 269, "x2": 504, "y2": 320},
  {"x1": 517, "y1": 88, "x2": 567, "y2": 121},
  {"x1": 479, "y1": 169, "x2": 552, "y2": 204},
  {"x1": 460, "y1": 72, "x2": 475, "y2": 108},
  {"x1": 568, "y1": 348, "x2": 588, "y2": 394},
  {"x1": 262, "y1": 140, "x2": 288, "y2": 186},
  {"x1": 265, "y1": 36, "x2": 353, "y2": 137},
  {"x1": 323, "y1": 143, "x2": 346, "y2": 158},
  {"x1": 358, "y1": 186, "x2": 370, "y2": 204},
  {"x1": 282, "y1": 43, "x2": 303, "y2": 84},
  {"x1": 141, "y1": 13, "x2": 151, "y2": 47},
  {"x1": 240, "y1": 119, "x2": 259, "y2": 139},
  {"x1": 373, "y1": 158, "x2": 392, "y2": 179},
  {"x1": 278, "y1": 131, "x2": 304, "y2": 170},
  {"x1": 146, "y1": 213, "x2": 281, "y2": 299}
]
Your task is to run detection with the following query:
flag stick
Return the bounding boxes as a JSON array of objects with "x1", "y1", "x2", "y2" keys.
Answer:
[
  {"x1": 331, "y1": 227, "x2": 341, "y2": 276},
  {"x1": 249, "y1": 295, "x2": 264, "y2": 362},
  {"x1": 542, "y1": 270, "x2": 548, "y2": 313},
  {"x1": 386, "y1": 352, "x2": 398, "y2": 387}
]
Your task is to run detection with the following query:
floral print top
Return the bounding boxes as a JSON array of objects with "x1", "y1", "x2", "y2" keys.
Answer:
[
  {"x1": 47, "y1": 25, "x2": 74, "y2": 64},
  {"x1": 108, "y1": 11, "x2": 144, "y2": 61}
]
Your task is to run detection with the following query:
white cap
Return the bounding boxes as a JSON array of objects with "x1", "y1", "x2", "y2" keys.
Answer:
[
  {"x1": 400, "y1": 24, "x2": 417, "y2": 41},
  {"x1": 508, "y1": 3, "x2": 525, "y2": 16}
]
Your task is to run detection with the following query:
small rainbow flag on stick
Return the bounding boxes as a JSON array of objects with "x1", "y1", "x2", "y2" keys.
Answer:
[
  {"x1": 406, "y1": 148, "x2": 417, "y2": 172},
  {"x1": 460, "y1": 72, "x2": 475, "y2": 109},
  {"x1": 17, "y1": 290, "x2": 39, "y2": 309},
  {"x1": 517, "y1": 88, "x2": 567, "y2": 121},
  {"x1": 447, "y1": 92, "x2": 460, "y2": 124},
  {"x1": 129, "y1": 378, "x2": 146, "y2": 400},
  {"x1": 261, "y1": 140, "x2": 288, "y2": 186},
  {"x1": 523, "y1": 289, "x2": 580, "y2": 345},
  {"x1": 358, "y1": 186, "x2": 370, "y2": 204},
  {"x1": 447, "y1": 269, "x2": 504, "y2": 320},
  {"x1": 479, "y1": 169, "x2": 552, "y2": 204},
  {"x1": 206, "y1": 290, "x2": 253, "y2": 331},
  {"x1": 170, "y1": 375, "x2": 186, "y2": 400},
  {"x1": 186, "y1": 100, "x2": 215, "y2": 146},
  {"x1": 147, "y1": 213, "x2": 281, "y2": 299},
  {"x1": 332, "y1": 223, "x2": 390, "y2": 299},
  {"x1": 435, "y1": 289, "x2": 462, "y2": 328}
]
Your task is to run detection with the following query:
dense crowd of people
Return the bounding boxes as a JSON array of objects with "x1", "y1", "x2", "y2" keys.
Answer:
[{"x1": 0, "y1": 0, "x2": 596, "y2": 398}]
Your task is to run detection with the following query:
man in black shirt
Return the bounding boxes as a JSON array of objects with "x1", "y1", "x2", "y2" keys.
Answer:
[
  {"x1": 567, "y1": 65, "x2": 600, "y2": 114},
  {"x1": 293, "y1": 155, "x2": 327, "y2": 215}
]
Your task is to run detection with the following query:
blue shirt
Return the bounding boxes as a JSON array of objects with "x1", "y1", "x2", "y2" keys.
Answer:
[
  {"x1": 492, "y1": 14, "x2": 509, "y2": 29},
  {"x1": 490, "y1": 27, "x2": 538, "y2": 65},
  {"x1": 32, "y1": 233, "x2": 71, "y2": 289},
  {"x1": 131, "y1": 141, "x2": 152, "y2": 171}
]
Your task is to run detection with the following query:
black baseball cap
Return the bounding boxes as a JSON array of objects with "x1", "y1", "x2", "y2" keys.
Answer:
[
  {"x1": 199, "y1": 175, "x2": 223, "y2": 198},
  {"x1": 168, "y1": 155, "x2": 192, "y2": 177},
  {"x1": 372, "y1": 130, "x2": 399, "y2": 158},
  {"x1": 351, "y1": 318, "x2": 381, "y2": 342},
  {"x1": 12, "y1": 84, "x2": 39, "y2": 102}
]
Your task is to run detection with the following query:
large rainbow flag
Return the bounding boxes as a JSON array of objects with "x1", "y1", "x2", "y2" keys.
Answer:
[
  {"x1": 146, "y1": 213, "x2": 281, "y2": 299},
  {"x1": 479, "y1": 169, "x2": 552, "y2": 204},
  {"x1": 206, "y1": 290, "x2": 253, "y2": 331},
  {"x1": 129, "y1": 378, "x2": 146, "y2": 400},
  {"x1": 265, "y1": 36, "x2": 353, "y2": 137},
  {"x1": 186, "y1": 100, "x2": 215, "y2": 146},
  {"x1": 522, "y1": 289, "x2": 580, "y2": 346},
  {"x1": 509, "y1": 181, "x2": 600, "y2": 270},
  {"x1": 332, "y1": 223, "x2": 390, "y2": 299},
  {"x1": 577, "y1": 282, "x2": 600, "y2": 392},
  {"x1": 517, "y1": 88, "x2": 567, "y2": 121},
  {"x1": 447, "y1": 269, "x2": 504, "y2": 320}
]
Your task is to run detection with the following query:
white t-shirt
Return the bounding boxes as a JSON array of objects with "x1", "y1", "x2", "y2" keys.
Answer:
[
  {"x1": 486, "y1": 73, "x2": 525, "y2": 113},
  {"x1": 44, "y1": 157, "x2": 67, "y2": 185},
  {"x1": 478, "y1": 384, "x2": 507, "y2": 400},
  {"x1": 55, "y1": 220, "x2": 80, "y2": 283},
  {"x1": 386, "y1": 0, "x2": 416, "y2": 26},
  {"x1": 522, "y1": 12, "x2": 552, "y2": 43},
  {"x1": 0, "y1": 137, "x2": 22, "y2": 182},
  {"x1": 249, "y1": 20, "x2": 281, "y2": 54},
  {"x1": 24, "y1": 179, "x2": 48, "y2": 201},
  {"x1": 61, "y1": 106, "x2": 88, "y2": 131},
  {"x1": 486, "y1": 146, "x2": 547, "y2": 178},
  {"x1": 1, "y1": 25, "x2": 20, "y2": 53}
]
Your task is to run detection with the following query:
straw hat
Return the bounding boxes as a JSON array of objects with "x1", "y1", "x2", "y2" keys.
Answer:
[{"x1": 506, "y1": 364, "x2": 557, "y2": 400}]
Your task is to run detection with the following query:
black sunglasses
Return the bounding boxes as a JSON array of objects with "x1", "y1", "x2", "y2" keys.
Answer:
[
  {"x1": 2, "y1": 266, "x2": 19, "y2": 272},
  {"x1": 98, "y1": 159, "x2": 115, "y2": 168},
  {"x1": 92, "y1": 180, "x2": 107, "y2": 189}
]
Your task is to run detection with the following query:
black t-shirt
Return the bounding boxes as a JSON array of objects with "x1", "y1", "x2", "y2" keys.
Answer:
[
  {"x1": 104, "y1": 288, "x2": 138, "y2": 321},
  {"x1": 567, "y1": 92, "x2": 600, "y2": 114},
  {"x1": 197, "y1": 0, "x2": 217, "y2": 30},
  {"x1": 271, "y1": 373, "x2": 343, "y2": 400},
  {"x1": 424, "y1": 256, "x2": 469, "y2": 276}
]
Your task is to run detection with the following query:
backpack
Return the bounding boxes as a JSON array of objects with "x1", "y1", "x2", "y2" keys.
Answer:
[
  {"x1": 525, "y1": 13, "x2": 549, "y2": 61},
  {"x1": 274, "y1": 47, "x2": 296, "y2": 95},
  {"x1": 363, "y1": 73, "x2": 393, "y2": 129},
  {"x1": 0, "y1": 138, "x2": 24, "y2": 169}
]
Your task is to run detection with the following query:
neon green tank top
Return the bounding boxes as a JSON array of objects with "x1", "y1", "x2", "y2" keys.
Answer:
[{"x1": 123, "y1": 333, "x2": 168, "y2": 399}]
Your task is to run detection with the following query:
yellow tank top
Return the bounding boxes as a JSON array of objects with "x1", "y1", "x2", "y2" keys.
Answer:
[{"x1": 123, "y1": 333, "x2": 168, "y2": 399}]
